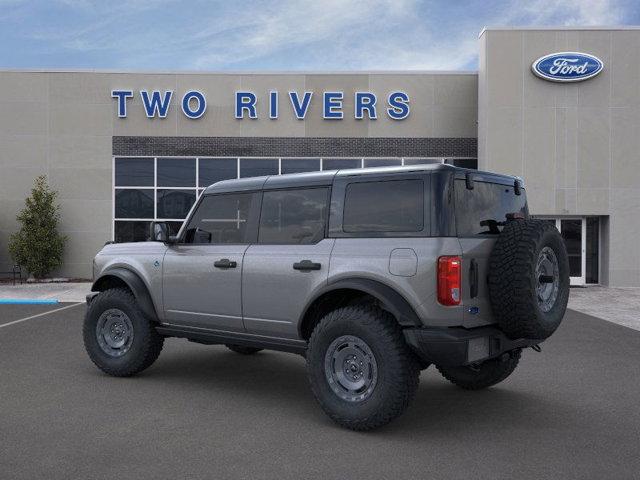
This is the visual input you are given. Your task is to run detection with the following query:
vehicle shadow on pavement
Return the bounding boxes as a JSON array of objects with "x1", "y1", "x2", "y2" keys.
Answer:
[{"x1": 114, "y1": 343, "x2": 582, "y2": 437}]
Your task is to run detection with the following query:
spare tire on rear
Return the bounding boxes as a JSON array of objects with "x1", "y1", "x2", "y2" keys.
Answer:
[{"x1": 488, "y1": 219, "x2": 569, "y2": 340}]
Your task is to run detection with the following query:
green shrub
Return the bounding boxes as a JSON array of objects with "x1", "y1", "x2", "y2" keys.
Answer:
[{"x1": 9, "y1": 175, "x2": 67, "y2": 278}]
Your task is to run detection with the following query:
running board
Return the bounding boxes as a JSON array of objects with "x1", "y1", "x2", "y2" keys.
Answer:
[{"x1": 155, "y1": 325, "x2": 308, "y2": 355}]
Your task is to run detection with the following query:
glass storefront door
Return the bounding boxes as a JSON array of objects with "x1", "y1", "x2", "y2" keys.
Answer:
[
  {"x1": 537, "y1": 217, "x2": 600, "y2": 286},
  {"x1": 560, "y1": 219, "x2": 585, "y2": 285}
]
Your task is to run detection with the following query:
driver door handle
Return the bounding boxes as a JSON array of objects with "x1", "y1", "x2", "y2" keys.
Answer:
[
  {"x1": 214, "y1": 258, "x2": 237, "y2": 269},
  {"x1": 293, "y1": 260, "x2": 321, "y2": 271}
]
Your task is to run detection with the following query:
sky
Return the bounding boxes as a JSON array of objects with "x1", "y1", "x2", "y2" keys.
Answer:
[{"x1": 0, "y1": 0, "x2": 638, "y2": 71}]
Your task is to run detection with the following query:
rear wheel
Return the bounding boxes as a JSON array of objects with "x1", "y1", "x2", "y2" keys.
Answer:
[
  {"x1": 306, "y1": 305, "x2": 420, "y2": 431},
  {"x1": 437, "y1": 349, "x2": 521, "y2": 390},
  {"x1": 83, "y1": 288, "x2": 164, "y2": 377},
  {"x1": 225, "y1": 344, "x2": 263, "y2": 355}
]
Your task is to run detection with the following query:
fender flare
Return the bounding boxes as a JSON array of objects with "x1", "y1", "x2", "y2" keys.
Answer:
[
  {"x1": 91, "y1": 267, "x2": 159, "y2": 322},
  {"x1": 299, "y1": 278, "x2": 421, "y2": 331}
]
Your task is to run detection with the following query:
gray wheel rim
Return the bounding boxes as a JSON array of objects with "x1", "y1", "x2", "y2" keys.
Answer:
[
  {"x1": 324, "y1": 335, "x2": 378, "y2": 403},
  {"x1": 96, "y1": 308, "x2": 134, "y2": 357},
  {"x1": 536, "y1": 246, "x2": 560, "y2": 313}
]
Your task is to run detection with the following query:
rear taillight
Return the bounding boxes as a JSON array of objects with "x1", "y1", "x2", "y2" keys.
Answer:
[{"x1": 437, "y1": 256, "x2": 461, "y2": 306}]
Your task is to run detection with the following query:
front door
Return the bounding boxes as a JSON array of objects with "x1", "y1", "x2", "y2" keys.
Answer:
[
  {"x1": 242, "y1": 187, "x2": 332, "y2": 339},
  {"x1": 162, "y1": 192, "x2": 258, "y2": 331}
]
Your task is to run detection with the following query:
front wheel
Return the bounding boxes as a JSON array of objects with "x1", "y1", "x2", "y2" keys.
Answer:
[
  {"x1": 437, "y1": 349, "x2": 521, "y2": 390},
  {"x1": 83, "y1": 288, "x2": 164, "y2": 377},
  {"x1": 306, "y1": 305, "x2": 420, "y2": 431}
]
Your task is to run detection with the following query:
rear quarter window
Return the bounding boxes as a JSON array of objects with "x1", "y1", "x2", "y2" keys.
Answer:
[
  {"x1": 343, "y1": 179, "x2": 424, "y2": 233},
  {"x1": 455, "y1": 180, "x2": 527, "y2": 236}
]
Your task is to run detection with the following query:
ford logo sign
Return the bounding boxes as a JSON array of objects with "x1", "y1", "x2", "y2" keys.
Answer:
[{"x1": 532, "y1": 52, "x2": 603, "y2": 82}]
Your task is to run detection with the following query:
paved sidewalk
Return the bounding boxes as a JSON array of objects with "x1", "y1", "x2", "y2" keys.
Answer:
[
  {"x1": 568, "y1": 286, "x2": 640, "y2": 331},
  {"x1": 0, "y1": 282, "x2": 90, "y2": 303}
]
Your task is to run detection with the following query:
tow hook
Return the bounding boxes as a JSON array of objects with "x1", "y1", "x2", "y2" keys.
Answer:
[{"x1": 530, "y1": 344, "x2": 542, "y2": 353}]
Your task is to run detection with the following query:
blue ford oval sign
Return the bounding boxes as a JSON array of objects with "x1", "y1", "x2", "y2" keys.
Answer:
[{"x1": 532, "y1": 52, "x2": 603, "y2": 82}]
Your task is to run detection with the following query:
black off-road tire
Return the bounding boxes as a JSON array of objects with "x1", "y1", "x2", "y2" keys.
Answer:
[
  {"x1": 437, "y1": 349, "x2": 521, "y2": 390},
  {"x1": 306, "y1": 305, "x2": 420, "y2": 431},
  {"x1": 225, "y1": 344, "x2": 263, "y2": 355},
  {"x1": 83, "y1": 288, "x2": 164, "y2": 377},
  {"x1": 489, "y1": 219, "x2": 570, "y2": 340}
]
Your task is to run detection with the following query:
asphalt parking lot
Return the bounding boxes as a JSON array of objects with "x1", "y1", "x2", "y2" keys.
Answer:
[{"x1": 1, "y1": 304, "x2": 639, "y2": 480}]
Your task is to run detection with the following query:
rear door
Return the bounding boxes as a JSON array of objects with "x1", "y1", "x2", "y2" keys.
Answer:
[
  {"x1": 242, "y1": 187, "x2": 333, "y2": 339},
  {"x1": 454, "y1": 178, "x2": 528, "y2": 328}
]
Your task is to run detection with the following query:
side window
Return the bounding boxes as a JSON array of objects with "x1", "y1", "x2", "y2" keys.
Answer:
[
  {"x1": 343, "y1": 179, "x2": 424, "y2": 233},
  {"x1": 184, "y1": 193, "x2": 254, "y2": 244},
  {"x1": 258, "y1": 188, "x2": 329, "y2": 244}
]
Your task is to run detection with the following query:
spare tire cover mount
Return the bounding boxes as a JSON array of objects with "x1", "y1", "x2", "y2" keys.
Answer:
[{"x1": 536, "y1": 246, "x2": 560, "y2": 313}]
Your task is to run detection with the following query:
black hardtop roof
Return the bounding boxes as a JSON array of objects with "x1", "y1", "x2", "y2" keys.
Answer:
[{"x1": 203, "y1": 163, "x2": 520, "y2": 194}]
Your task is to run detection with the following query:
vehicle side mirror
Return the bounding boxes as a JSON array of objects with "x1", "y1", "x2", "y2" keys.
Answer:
[{"x1": 150, "y1": 222, "x2": 170, "y2": 243}]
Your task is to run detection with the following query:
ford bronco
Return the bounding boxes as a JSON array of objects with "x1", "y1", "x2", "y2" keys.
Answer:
[{"x1": 84, "y1": 164, "x2": 569, "y2": 430}]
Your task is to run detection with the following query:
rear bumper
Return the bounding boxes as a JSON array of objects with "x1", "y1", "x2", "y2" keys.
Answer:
[{"x1": 403, "y1": 325, "x2": 539, "y2": 367}]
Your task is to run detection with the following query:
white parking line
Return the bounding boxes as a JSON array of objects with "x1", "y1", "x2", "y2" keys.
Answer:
[{"x1": 0, "y1": 303, "x2": 82, "y2": 329}]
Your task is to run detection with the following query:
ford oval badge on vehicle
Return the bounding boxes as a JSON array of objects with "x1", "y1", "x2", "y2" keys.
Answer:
[{"x1": 532, "y1": 52, "x2": 604, "y2": 82}]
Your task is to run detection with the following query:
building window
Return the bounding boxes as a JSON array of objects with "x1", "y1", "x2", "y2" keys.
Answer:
[
  {"x1": 157, "y1": 158, "x2": 196, "y2": 187},
  {"x1": 404, "y1": 158, "x2": 444, "y2": 166},
  {"x1": 363, "y1": 158, "x2": 402, "y2": 168},
  {"x1": 157, "y1": 189, "x2": 196, "y2": 219},
  {"x1": 322, "y1": 158, "x2": 361, "y2": 170},
  {"x1": 199, "y1": 158, "x2": 237, "y2": 187},
  {"x1": 240, "y1": 158, "x2": 279, "y2": 178},
  {"x1": 115, "y1": 158, "x2": 154, "y2": 186},
  {"x1": 113, "y1": 156, "x2": 476, "y2": 242},
  {"x1": 114, "y1": 220, "x2": 152, "y2": 243},
  {"x1": 281, "y1": 158, "x2": 320, "y2": 174}
]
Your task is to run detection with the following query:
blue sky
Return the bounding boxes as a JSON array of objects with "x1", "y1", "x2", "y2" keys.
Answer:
[{"x1": 0, "y1": 0, "x2": 638, "y2": 71}]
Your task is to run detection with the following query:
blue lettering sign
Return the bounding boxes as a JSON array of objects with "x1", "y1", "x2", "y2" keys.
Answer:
[
  {"x1": 355, "y1": 92, "x2": 377, "y2": 120},
  {"x1": 181, "y1": 90, "x2": 206, "y2": 119},
  {"x1": 112, "y1": 89, "x2": 413, "y2": 121},
  {"x1": 235, "y1": 91, "x2": 257, "y2": 119},
  {"x1": 111, "y1": 90, "x2": 133, "y2": 118},
  {"x1": 289, "y1": 91, "x2": 313, "y2": 119},
  {"x1": 140, "y1": 90, "x2": 173, "y2": 118},
  {"x1": 387, "y1": 91, "x2": 410, "y2": 120},
  {"x1": 323, "y1": 92, "x2": 343, "y2": 119},
  {"x1": 269, "y1": 91, "x2": 278, "y2": 119}
]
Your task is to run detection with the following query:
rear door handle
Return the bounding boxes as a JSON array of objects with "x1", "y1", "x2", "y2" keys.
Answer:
[
  {"x1": 293, "y1": 260, "x2": 321, "y2": 271},
  {"x1": 214, "y1": 258, "x2": 237, "y2": 269}
]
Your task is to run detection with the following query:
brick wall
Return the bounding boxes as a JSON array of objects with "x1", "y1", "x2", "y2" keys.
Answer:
[{"x1": 113, "y1": 136, "x2": 477, "y2": 158}]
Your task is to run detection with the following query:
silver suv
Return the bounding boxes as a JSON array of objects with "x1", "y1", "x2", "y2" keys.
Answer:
[{"x1": 84, "y1": 164, "x2": 570, "y2": 430}]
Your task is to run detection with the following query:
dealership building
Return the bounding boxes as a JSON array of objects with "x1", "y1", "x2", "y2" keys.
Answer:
[{"x1": 0, "y1": 26, "x2": 638, "y2": 286}]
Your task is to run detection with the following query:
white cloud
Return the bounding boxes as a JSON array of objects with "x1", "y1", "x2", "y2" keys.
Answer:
[
  {"x1": 509, "y1": 0, "x2": 623, "y2": 26},
  {"x1": 11, "y1": 0, "x2": 632, "y2": 70},
  {"x1": 188, "y1": 0, "x2": 628, "y2": 70}
]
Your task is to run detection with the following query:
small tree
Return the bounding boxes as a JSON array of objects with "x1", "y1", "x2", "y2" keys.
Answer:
[{"x1": 9, "y1": 175, "x2": 67, "y2": 278}]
